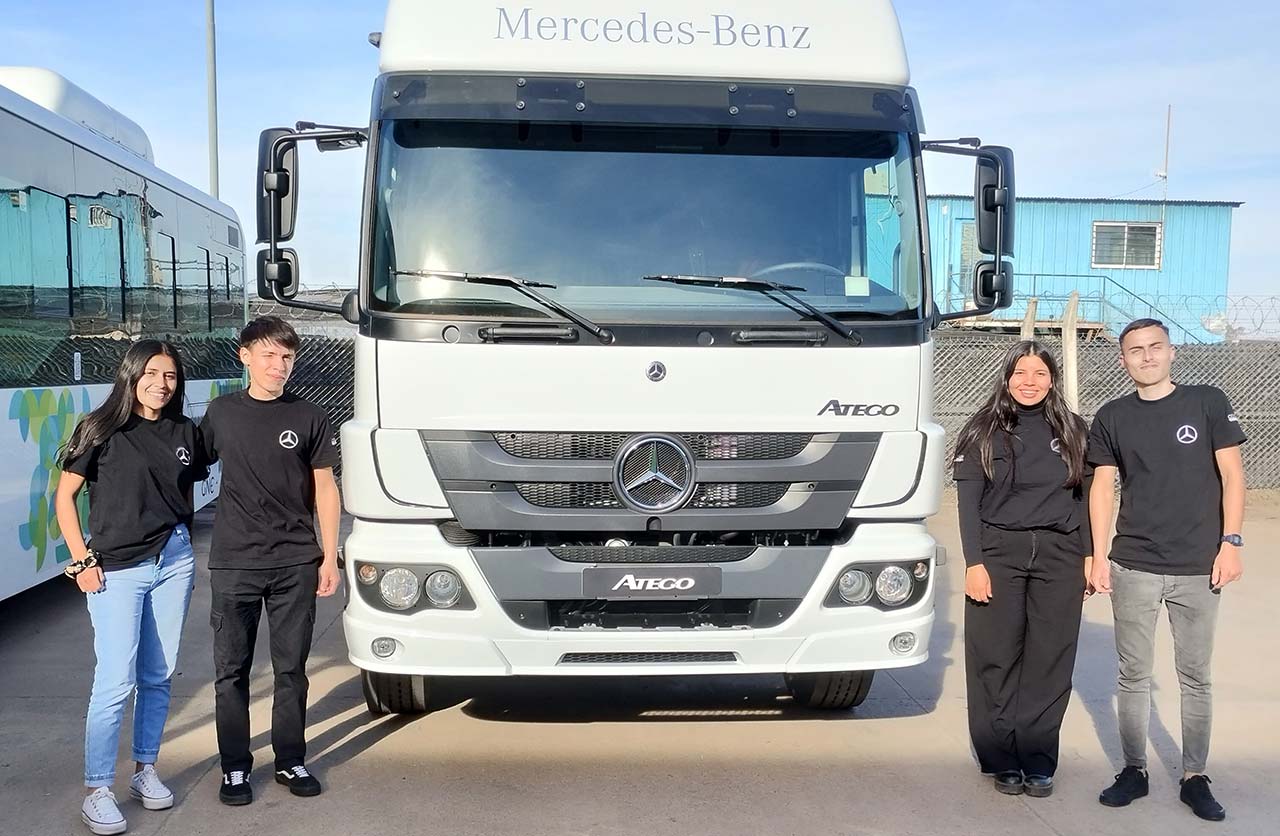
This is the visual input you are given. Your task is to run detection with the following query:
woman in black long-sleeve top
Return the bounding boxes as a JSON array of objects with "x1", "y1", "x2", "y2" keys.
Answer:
[{"x1": 954, "y1": 340, "x2": 1092, "y2": 799}]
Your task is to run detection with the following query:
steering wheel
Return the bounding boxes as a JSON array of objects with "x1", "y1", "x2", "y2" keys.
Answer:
[{"x1": 750, "y1": 262, "x2": 846, "y2": 281}]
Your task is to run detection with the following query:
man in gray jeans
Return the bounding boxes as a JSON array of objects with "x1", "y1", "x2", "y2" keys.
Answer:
[{"x1": 1088, "y1": 319, "x2": 1246, "y2": 822}]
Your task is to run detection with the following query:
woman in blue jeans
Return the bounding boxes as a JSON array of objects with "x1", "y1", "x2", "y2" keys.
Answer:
[{"x1": 55, "y1": 340, "x2": 208, "y2": 835}]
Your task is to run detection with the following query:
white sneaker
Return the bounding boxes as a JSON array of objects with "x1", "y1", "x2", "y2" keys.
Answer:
[
  {"x1": 81, "y1": 787, "x2": 127, "y2": 835},
  {"x1": 129, "y1": 764, "x2": 175, "y2": 810}
]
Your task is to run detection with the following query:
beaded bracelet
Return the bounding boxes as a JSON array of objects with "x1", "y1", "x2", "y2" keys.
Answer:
[{"x1": 63, "y1": 551, "x2": 99, "y2": 579}]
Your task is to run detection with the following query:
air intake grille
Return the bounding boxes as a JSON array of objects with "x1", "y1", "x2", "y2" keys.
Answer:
[
  {"x1": 558, "y1": 652, "x2": 738, "y2": 665},
  {"x1": 496, "y1": 432, "x2": 811, "y2": 460},
  {"x1": 515, "y1": 483, "x2": 789, "y2": 510},
  {"x1": 517, "y1": 483, "x2": 621, "y2": 509},
  {"x1": 549, "y1": 546, "x2": 756, "y2": 563},
  {"x1": 689, "y1": 483, "x2": 788, "y2": 509}
]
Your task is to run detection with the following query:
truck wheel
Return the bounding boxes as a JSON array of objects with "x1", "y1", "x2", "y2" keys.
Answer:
[
  {"x1": 361, "y1": 670, "x2": 430, "y2": 715},
  {"x1": 785, "y1": 670, "x2": 875, "y2": 709}
]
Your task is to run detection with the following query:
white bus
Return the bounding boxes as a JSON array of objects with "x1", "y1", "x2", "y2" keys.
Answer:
[{"x1": 0, "y1": 67, "x2": 246, "y2": 602}]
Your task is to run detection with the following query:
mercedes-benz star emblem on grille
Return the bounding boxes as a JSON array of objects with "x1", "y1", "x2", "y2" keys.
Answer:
[
  {"x1": 646, "y1": 361, "x2": 667, "y2": 382},
  {"x1": 613, "y1": 435, "x2": 696, "y2": 514}
]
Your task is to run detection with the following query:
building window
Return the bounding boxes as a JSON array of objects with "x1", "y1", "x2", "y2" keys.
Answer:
[{"x1": 1092, "y1": 221, "x2": 1162, "y2": 269}]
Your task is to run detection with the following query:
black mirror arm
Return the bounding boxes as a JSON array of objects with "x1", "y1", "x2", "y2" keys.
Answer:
[{"x1": 268, "y1": 282, "x2": 343, "y2": 315}]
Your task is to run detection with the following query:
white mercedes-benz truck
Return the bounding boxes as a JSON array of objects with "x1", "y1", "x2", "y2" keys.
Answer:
[{"x1": 254, "y1": 0, "x2": 1015, "y2": 713}]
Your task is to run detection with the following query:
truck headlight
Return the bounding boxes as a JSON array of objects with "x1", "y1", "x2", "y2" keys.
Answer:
[
  {"x1": 424, "y1": 570, "x2": 463, "y2": 608},
  {"x1": 875, "y1": 565, "x2": 913, "y2": 606},
  {"x1": 837, "y1": 569, "x2": 875, "y2": 605},
  {"x1": 379, "y1": 567, "x2": 421, "y2": 610}
]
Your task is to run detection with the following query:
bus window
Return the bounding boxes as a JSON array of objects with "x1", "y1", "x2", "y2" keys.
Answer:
[
  {"x1": 212, "y1": 252, "x2": 243, "y2": 330},
  {"x1": 189, "y1": 245, "x2": 213, "y2": 332},
  {"x1": 71, "y1": 197, "x2": 125, "y2": 323},
  {"x1": 146, "y1": 230, "x2": 177, "y2": 331},
  {"x1": 0, "y1": 185, "x2": 71, "y2": 319}
]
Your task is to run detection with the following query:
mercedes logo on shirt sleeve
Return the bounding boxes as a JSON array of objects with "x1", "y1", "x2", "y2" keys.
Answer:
[{"x1": 279, "y1": 430, "x2": 299, "y2": 449}]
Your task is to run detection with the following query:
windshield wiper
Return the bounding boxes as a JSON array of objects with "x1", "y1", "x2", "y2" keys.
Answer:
[
  {"x1": 393, "y1": 270, "x2": 614, "y2": 344},
  {"x1": 642, "y1": 274, "x2": 862, "y2": 344}
]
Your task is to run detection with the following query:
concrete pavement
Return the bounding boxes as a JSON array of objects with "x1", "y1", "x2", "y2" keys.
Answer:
[{"x1": 1, "y1": 494, "x2": 1277, "y2": 836}]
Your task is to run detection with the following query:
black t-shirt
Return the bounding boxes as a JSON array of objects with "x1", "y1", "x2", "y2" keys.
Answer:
[
  {"x1": 200, "y1": 391, "x2": 340, "y2": 569},
  {"x1": 1088, "y1": 384, "x2": 1246, "y2": 575},
  {"x1": 62, "y1": 414, "x2": 208, "y2": 570},
  {"x1": 954, "y1": 404, "x2": 1090, "y2": 566}
]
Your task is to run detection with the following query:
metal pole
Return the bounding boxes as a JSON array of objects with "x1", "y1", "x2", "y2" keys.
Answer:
[{"x1": 206, "y1": 0, "x2": 220, "y2": 199}]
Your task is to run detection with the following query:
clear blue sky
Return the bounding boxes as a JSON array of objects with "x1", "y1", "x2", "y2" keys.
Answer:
[{"x1": 3, "y1": 0, "x2": 1276, "y2": 295}]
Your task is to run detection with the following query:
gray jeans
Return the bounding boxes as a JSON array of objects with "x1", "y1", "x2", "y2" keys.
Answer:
[{"x1": 1111, "y1": 561, "x2": 1220, "y2": 773}]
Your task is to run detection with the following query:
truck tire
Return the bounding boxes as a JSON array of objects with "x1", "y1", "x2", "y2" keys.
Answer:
[
  {"x1": 361, "y1": 670, "x2": 430, "y2": 715},
  {"x1": 785, "y1": 670, "x2": 875, "y2": 709}
]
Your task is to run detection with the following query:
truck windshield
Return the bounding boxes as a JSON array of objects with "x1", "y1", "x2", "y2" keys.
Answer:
[{"x1": 370, "y1": 120, "x2": 924, "y2": 325}]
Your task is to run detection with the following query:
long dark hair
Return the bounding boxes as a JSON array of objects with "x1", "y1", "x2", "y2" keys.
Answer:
[
  {"x1": 953, "y1": 340, "x2": 1088, "y2": 487},
  {"x1": 60, "y1": 340, "x2": 187, "y2": 466}
]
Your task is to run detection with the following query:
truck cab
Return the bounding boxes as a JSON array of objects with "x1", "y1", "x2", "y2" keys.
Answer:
[{"x1": 254, "y1": 0, "x2": 1014, "y2": 713}]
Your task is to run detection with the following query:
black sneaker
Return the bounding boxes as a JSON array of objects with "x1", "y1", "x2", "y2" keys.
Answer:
[
  {"x1": 1180, "y1": 775, "x2": 1226, "y2": 821},
  {"x1": 1099, "y1": 766, "x2": 1149, "y2": 807},
  {"x1": 219, "y1": 770, "x2": 253, "y2": 806},
  {"x1": 275, "y1": 764, "x2": 322, "y2": 797},
  {"x1": 994, "y1": 770, "x2": 1024, "y2": 795}
]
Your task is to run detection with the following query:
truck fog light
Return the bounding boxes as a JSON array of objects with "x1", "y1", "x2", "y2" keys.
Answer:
[
  {"x1": 891, "y1": 632, "x2": 917, "y2": 655},
  {"x1": 379, "y1": 567, "x2": 421, "y2": 610},
  {"x1": 913, "y1": 561, "x2": 930, "y2": 581},
  {"x1": 424, "y1": 570, "x2": 463, "y2": 608},
  {"x1": 357, "y1": 563, "x2": 379, "y2": 585},
  {"x1": 837, "y1": 569, "x2": 874, "y2": 605},
  {"x1": 875, "y1": 565, "x2": 913, "y2": 606},
  {"x1": 371, "y1": 637, "x2": 397, "y2": 658}
]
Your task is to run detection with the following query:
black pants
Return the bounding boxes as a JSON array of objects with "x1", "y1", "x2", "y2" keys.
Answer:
[
  {"x1": 965, "y1": 526, "x2": 1084, "y2": 777},
  {"x1": 210, "y1": 563, "x2": 318, "y2": 774}
]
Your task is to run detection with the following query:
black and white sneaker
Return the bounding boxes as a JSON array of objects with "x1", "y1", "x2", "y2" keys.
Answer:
[
  {"x1": 275, "y1": 764, "x2": 322, "y2": 797},
  {"x1": 219, "y1": 770, "x2": 253, "y2": 806}
]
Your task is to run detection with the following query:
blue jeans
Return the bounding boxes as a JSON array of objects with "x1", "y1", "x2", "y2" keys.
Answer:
[{"x1": 84, "y1": 524, "x2": 196, "y2": 787}]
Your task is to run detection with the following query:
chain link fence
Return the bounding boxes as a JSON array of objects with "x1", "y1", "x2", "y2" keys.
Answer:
[
  {"x1": 934, "y1": 329, "x2": 1280, "y2": 488},
  {"x1": 261, "y1": 300, "x2": 1280, "y2": 488}
]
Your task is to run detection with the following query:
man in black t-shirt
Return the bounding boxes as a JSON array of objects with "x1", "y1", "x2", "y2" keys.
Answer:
[
  {"x1": 1088, "y1": 319, "x2": 1246, "y2": 822},
  {"x1": 201, "y1": 317, "x2": 342, "y2": 806}
]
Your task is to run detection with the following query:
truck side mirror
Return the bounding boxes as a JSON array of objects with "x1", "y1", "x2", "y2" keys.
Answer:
[
  {"x1": 256, "y1": 128, "x2": 299, "y2": 244},
  {"x1": 974, "y1": 145, "x2": 1015, "y2": 257},
  {"x1": 257, "y1": 248, "x2": 300, "y2": 301},
  {"x1": 974, "y1": 259, "x2": 1013, "y2": 310}
]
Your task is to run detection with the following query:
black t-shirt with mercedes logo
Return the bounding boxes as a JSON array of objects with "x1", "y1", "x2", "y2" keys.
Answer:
[
  {"x1": 62, "y1": 413, "x2": 208, "y2": 570},
  {"x1": 1088, "y1": 384, "x2": 1246, "y2": 575},
  {"x1": 953, "y1": 403, "x2": 1091, "y2": 566},
  {"x1": 200, "y1": 390, "x2": 339, "y2": 569}
]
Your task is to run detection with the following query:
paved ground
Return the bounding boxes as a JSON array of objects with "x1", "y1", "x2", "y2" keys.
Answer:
[{"x1": 2, "y1": 493, "x2": 1277, "y2": 836}]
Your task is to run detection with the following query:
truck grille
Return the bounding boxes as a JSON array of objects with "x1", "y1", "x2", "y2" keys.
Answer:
[
  {"x1": 496, "y1": 432, "x2": 811, "y2": 460},
  {"x1": 549, "y1": 546, "x2": 757, "y2": 563},
  {"x1": 558, "y1": 652, "x2": 738, "y2": 664},
  {"x1": 516, "y1": 482, "x2": 789, "y2": 510}
]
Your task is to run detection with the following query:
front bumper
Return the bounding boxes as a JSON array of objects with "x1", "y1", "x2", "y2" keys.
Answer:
[{"x1": 342, "y1": 519, "x2": 936, "y2": 677}]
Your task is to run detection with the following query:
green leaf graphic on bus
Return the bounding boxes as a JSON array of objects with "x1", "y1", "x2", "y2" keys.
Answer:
[
  {"x1": 210, "y1": 379, "x2": 244, "y2": 399},
  {"x1": 10, "y1": 388, "x2": 91, "y2": 571}
]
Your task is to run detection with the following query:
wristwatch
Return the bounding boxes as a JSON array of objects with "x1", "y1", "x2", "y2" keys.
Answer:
[{"x1": 1221, "y1": 534, "x2": 1244, "y2": 547}]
